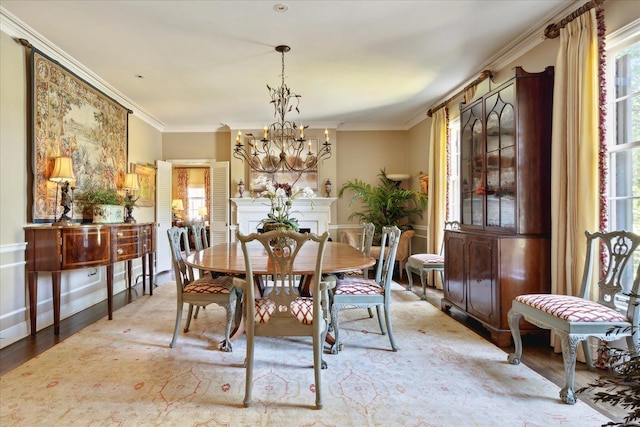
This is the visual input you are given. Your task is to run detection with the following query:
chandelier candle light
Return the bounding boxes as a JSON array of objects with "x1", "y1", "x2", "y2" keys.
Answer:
[{"x1": 233, "y1": 45, "x2": 331, "y2": 173}]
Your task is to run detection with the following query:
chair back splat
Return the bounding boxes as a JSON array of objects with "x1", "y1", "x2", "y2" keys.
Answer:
[
  {"x1": 234, "y1": 229, "x2": 331, "y2": 409},
  {"x1": 190, "y1": 222, "x2": 209, "y2": 251},
  {"x1": 507, "y1": 230, "x2": 640, "y2": 405}
]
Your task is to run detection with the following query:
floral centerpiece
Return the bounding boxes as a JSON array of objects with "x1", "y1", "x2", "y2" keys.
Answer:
[{"x1": 250, "y1": 176, "x2": 315, "y2": 231}]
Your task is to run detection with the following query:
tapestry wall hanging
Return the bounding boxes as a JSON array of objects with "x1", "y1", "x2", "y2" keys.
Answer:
[{"x1": 28, "y1": 47, "x2": 130, "y2": 222}]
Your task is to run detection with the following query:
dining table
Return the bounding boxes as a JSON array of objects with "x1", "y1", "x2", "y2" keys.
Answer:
[{"x1": 184, "y1": 240, "x2": 376, "y2": 345}]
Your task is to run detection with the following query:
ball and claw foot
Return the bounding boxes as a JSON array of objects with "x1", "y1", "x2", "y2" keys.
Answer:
[
  {"x1": 507, "y1": 353, "x2": 520, "y2": 365},
  {"x1": 560, "y1": 387, "x2": 577, "y2": 404},
  {"x1": 218, "y1": 340, "x2": 232, "y2": 352},
  {"x1": 321, "y1": 359, "x2": 328, "y2": 369}
]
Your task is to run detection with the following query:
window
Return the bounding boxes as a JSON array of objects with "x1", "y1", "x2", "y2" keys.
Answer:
[
  {"x1": 607, "y1": 32, "x2": 640, "y2": 294},
  {"x1": 187, "y1": 186, "x2": 206, "y2": 220},
  {"x1": 449, "y1": 117, "x2": 461, "y2": 221}
]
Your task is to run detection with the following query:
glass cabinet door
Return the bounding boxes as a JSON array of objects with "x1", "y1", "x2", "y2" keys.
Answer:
[
  {"x1": 484, "y1": 84, "x2": 515, "y2": 230},
  {"x1": 461, "y1": 101, "x2": 484, "y2": 227}
]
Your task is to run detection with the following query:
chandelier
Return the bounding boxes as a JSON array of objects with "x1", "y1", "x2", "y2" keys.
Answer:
[{"x1": 233, "y1": 45, "x2": 331, "y2": 173}]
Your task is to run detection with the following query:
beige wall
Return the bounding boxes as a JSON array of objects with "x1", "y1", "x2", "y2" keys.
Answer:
[
  {"x1": 334, "y1": 130, "x2": 410, "y2": 224},
  {"x1": 0, "y1": 32, "x2": 28, "y2": 245},
  {"x1": 162, "y1": 131, "x2": 231, "y2": 161}
]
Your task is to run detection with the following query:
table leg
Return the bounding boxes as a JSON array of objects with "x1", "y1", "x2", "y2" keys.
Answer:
[
  {"x1": 106, "y1": 264, "x2": 113, "y2": 320},
  {"x1": 148, "y1": 252, "x2": 154, "y2": 295},
  {"x1": 142, "y1": 255, "x2": 147, "y2": 295},
  {"x1": 127, "y1": 260, "x2": 133, "y2": 289},
  {"x1": 28, "y1": 271, "x2": 38, "y2": 336},
  {"x1": 52, "y1": 272, "x2": 61, "y2": 335}
]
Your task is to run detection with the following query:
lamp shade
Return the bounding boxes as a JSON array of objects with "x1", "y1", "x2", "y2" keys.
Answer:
[
  {"x1": 171, "y1": 199, "x2": 184, "y2": 211},
  {"x1": 49, "y1": 157, "x2": 76, "y2": 183},
  {"x1": 198, "y1": 206, "x2": 207, "y2": 216},
  {"x1": 123, "y1": 173, "x2": 140, "y2": 191}
]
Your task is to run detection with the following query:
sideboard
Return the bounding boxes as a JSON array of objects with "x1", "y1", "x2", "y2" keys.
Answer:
[{"x1": 24, "y1": 222, "x2": 155, "y2": 335}]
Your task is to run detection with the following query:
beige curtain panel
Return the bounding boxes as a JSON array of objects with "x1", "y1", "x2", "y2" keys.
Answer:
[{"x1": 550, "y1": 9, "x2": 600, "y2": 355}]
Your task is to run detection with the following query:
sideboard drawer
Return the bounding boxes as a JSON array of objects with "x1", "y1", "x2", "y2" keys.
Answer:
[
  {"x1": 140, "y1": 224, "x2": 154, "y2": 254},
  {"x1": 61, "y1": 227, "x2": 111, "y2": 269},
  {"x1": 113, "y1": 226, "x2": 140, "y2": 261}
]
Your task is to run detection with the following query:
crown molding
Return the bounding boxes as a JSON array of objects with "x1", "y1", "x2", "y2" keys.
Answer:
[{"x1": 0, "y1": 7, "x2": 166, "y2": 132}]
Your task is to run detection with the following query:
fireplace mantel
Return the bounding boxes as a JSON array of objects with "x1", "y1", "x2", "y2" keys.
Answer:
[{"x1": 230, "y1": 197, "x2": 336, "y2": 240}]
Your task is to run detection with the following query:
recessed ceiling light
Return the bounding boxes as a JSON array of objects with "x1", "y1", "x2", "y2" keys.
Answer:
[{"x1": 273, "y1": 3, "x2": 288, "y2": 13}]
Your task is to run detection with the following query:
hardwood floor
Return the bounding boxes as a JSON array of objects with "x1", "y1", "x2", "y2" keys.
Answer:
[{"x1": 0, "y1": 272, "x2": 627, "y2": 424}]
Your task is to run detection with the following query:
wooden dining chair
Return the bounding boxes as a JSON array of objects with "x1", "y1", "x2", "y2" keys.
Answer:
[
  {"x1": 167, "y1": 226, "x2": 240, "y2": 352},
  {"x1": 190, "y1": 222, "x2": 210, "y2": 319},
  {"x1": 507, "y1": 230, "x2": 640, "y2": 404},
  {"x1": 340, "y1": 222, "x2": 375, "y2": 278},
  {"x1": 330, "y1": 225, "x2": 402, "y2": 354},
  {"x1": 405, "y1": 220, "x2": 460, "y2": 298},
  {"x1": 233, "y1": 229, "x2": 331, "y2": 409}
]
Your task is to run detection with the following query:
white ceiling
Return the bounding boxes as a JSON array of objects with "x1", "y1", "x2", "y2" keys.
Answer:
[{"x1": 0, "y1": 1, "x2": 573, "y2": 132}]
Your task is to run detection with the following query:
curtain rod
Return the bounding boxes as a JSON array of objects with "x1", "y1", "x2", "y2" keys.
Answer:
[
  {"x1": 544, "y1": 0, "x2": 606, "y2": 39},
  {"x1": 427, "y1": 70, "x2": 492, "y2": 117}
]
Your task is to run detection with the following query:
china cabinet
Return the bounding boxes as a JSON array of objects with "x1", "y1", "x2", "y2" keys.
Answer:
[{"x1": 442, "y1": 67, "x2": 554, "y2": 346}]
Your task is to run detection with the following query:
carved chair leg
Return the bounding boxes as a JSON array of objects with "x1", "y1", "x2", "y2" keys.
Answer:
[
  {"x1": 420, "y1": 270, "x2": 427, "y2": 300},
  {"x1": 219, "y1": 300, "x2": 235, "y2": 352},
  {"x1": 330, "y1": 305, "x2": 341, "y2": 354},
  {"x1": 559, "y1": 332, "x2": 580, "y2": 404},
  {"x1": 405, "y1": 264, "x2": 413, "y2": 291},
  {"x1": 170, "y1": 302, "x2": 184, "y2": 348},
  {"x1": 184, "y1": 303, "x2": 195, "y2": 332},
  {"x1": 383, "y1": 301, "x2": 398, "y2": 352},
  {"x1": 375, "y1": 305, "x2": 385, "y2": 335},
  {"x1": 507, "y1": 309, "x2": 523, "y2": 365}
]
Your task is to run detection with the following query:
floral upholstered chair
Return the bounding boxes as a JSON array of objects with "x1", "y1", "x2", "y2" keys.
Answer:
[
  {"x1": 330, "y1": 225, "x2": 402, "y2": 354},
  {"x1": 233, "y1": 229, "x2": 332, "y2": 409},
  {"x1": 507, "y1": 230, "x2": 640, "y2": 404}
]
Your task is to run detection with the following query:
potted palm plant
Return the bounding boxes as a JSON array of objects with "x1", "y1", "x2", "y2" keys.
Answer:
[{"x1": 338, "y1": 169, "x2": 427, "y2": 243}]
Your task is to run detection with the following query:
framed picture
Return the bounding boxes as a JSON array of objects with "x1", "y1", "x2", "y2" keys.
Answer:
[
  {"x1": 132, "y1": 163, "x2": 156, "y2": 207},
  {"x1": 28, "y1": 48, "x2": 130, "y2": 222},
  {"x1": 419, "y1": 175, "x2": 429, "y2": 195},
  {"x1": 249, "y1": 139, "x2": 319, "y2": 191}
]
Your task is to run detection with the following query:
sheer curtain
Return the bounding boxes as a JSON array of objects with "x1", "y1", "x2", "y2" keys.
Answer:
[
  {"x1": 550, "y1": 9, "x2": 600, "y2": 351},
  {"x1": 426, "y1": 107, "x2": 449, "y2": 288}
]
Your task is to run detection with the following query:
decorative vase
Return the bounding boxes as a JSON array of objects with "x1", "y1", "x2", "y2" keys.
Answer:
[
  {"x1": 93, "y1": 204, "x2": 124, "y2": 223},
  {"x1": 262, "y1": 222, "x2": 298, "y2": 247}
]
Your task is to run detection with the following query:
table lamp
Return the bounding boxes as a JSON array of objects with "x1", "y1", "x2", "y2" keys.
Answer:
[
  {"x1": 198, "y1": 206, "x2": 207, "y2": 223},
  {"x1": 122, "y1": 173, "x2": 140, "y2": 223},
  {"x1": 172, "y1": 199, "x2": 184, "y2": 220},
  {"x1": 49, "y1": 156, "x2": 76, "y2": 225}
]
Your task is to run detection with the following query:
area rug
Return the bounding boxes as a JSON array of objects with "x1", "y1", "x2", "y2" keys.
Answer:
[{"x1": 1, "y1": 282, "x2": 610, "y2": 427}]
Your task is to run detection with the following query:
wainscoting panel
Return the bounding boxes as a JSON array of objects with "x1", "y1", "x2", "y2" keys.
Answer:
[{"x1": 0, "y1": 241, "x2": 139, "y2": 349}]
